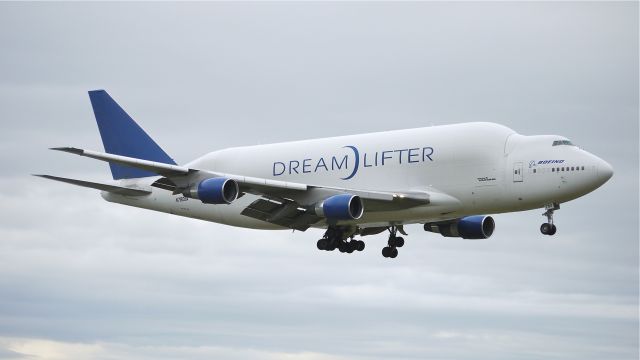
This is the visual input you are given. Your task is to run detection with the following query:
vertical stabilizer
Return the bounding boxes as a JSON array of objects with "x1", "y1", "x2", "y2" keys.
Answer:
[{"x1": 88, "y1": 90, "x2": 176, "y2": 180}]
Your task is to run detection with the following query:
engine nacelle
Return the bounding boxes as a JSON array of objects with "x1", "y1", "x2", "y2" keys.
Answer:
[
  {"x1": 424, "y1": 215, "x2": 495, "y2": 239},
  {"x1": 315, "y1": 194, "x2": 364, "y2": 220},
  {"x1": 188, "y1": 177, "x2": 239, "y2": 204}
]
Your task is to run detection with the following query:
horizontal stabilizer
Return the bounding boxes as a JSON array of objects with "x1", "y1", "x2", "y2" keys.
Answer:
[{"x1": 34, "y1": 174, "x2": 152, "y2": 196}]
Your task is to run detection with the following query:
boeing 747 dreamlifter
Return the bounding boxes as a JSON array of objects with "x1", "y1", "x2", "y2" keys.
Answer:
[{"x1": 38, "y1": 90, "x2": 613, "y2": 258}]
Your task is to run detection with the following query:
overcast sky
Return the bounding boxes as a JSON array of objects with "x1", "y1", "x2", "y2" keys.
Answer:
[{"x1": 0, "y1": 2, "x2": 638, "y2": 360}]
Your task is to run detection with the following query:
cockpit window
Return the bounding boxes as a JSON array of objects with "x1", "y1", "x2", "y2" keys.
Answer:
[{"x1": 552, "y1": 139, "x2": 574, "y2": 146}]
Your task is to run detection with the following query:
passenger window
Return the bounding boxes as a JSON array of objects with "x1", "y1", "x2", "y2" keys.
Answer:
[
  {"x1": 581, "y1": 166, "x2": 584, "y2": 170},
  {"x1": 552, "y1": 168, "x2": 555, "y2": 172},
  {"x1": 571, "y1": 167, "x2": 574, "y2": 171},
  {"x1": 533, "y1": 169, "x2": 536, "y2": 173}
]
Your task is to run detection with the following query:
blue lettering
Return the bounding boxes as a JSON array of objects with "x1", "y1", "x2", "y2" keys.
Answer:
[
  {"x1": 315, "y1": 157, "x2": 328, "y2": 172},
  {"x1": 289, "y1": 160, "x2": 300, "y2": 174},
  {"x1": 381, "y1": 151, "x2": 392, "y2": 166},
  {"x1": 302, "y1": 158, "x2": 312, "y2": 173},
  {"x1": 273, "y1": 162, "x2": 285, "y2": 176},
  {"x1": 423, "y1": 147, "x2": 434, "y2": 161},
  {"x1": 363, "y1": 152, "x2": 373, "y2": 168},
  {"x1": 332, "y1": 155, "x2": 348, "y2": 170},
  {"x1": 394, "y1": 149, "x2": 408, "y2": 164},
  {"x1": 408, "y1": 148, "x2": 419, "y2": 163},
  {"x1": 275, "y1": 145, "x2": 436, "y2": 178}
]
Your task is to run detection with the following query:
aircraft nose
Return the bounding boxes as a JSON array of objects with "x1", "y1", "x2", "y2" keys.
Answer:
[{"x1": 597, "y1": 158, "x2": 614, "y2": 184}]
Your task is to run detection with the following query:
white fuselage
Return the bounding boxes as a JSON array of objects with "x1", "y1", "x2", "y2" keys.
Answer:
[{"x1": 103, "y1": 122, "x2": 613, "y2": 230}]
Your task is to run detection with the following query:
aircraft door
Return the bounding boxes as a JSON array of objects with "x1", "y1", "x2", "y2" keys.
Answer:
[{"x1": 513, "y1": 162, "x2": 523, "y2": 182}]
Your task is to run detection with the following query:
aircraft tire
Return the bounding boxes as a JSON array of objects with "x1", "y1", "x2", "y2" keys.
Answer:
[
  {"x1": 540, "y1": 223, "x2": 552, "y2": 235},
  {"x1": 382, "y1": 246, "x2": 391, "y2": 258}
]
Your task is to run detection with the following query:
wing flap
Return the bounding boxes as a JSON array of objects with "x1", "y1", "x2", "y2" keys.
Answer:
[{"x1": 240, "y1": 198, "x2": 321, "y2": 231}]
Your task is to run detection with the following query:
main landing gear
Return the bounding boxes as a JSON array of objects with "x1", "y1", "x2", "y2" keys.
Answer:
[
  {"x1": 540, "y1": 203, "x2": 559, "y2": 236},
  {"x1": 315, "y1": 225, "x2": 406, "y2": 258},
  {"x1": 316, "y1": 226, "x2": 365, "y2": 254},
  {"x1": 382, "y1": 226, "x2": 405, "y2": 259}
]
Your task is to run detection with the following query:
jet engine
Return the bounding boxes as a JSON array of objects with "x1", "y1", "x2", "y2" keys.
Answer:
[
  {"x1": 424, "y1": 215, "x2": 495, "y2": 239},
  {"x1": 187, "y1": 177, "x2": 239, "y2": 204},
  {"x1": 315, "y1": 194, "x2": 364, "y2": 220}
]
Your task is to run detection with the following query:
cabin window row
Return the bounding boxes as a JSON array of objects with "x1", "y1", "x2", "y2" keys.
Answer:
[{"x1": 532, "y1": 166, "x2": 585, "y2": 174}]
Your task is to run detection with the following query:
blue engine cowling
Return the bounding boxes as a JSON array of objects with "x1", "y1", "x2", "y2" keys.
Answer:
[
  {"x1": 424, "y1": 215, "x2": 495, "y2": 239},
  {"x1": 188, "y1": 177, "x2": 239, "y2": 204},
  {"x1": 315, "y1": 194, "x2": 364, "y2": 220}
]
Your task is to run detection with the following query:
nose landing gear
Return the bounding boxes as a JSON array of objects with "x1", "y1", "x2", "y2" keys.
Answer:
[{"x1": 540, "y1": 203, "x2": 559, "y2": 236}]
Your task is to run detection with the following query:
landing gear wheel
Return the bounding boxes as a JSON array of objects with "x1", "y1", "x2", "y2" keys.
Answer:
[
  {"x1": 382, "y1": 246, "x2": 391, "y2": 258},
  {"x1": 355, "y1": 240, "x2": 365, "y2": 252},
  {"x1": 540, "y1": 223, "x2": 552, "y2": 235},
  {"x1": 383, "y1": 226, "x2": 404, "y2": 258},
  {"x1": 541, "y1": 203, "x2": 560, "y2": 236},
  {"x1": 382, "y1": 246, "x2": 399, "y2": 258},
  {"x1": 317, "y1": 239, "x2": 328, "y2": 250},
  {"x1": 540, "y1": 223, "x2": 558, "y2": 236},
  {"x1": 346, "y1": 242, "x2": 355, "y2": 253}
]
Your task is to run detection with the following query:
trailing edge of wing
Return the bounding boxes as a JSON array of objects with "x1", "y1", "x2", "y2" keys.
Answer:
[
  {"x1": 51, "y1": 147, "x2": 190, "y2": 177},
  {"x1": 34, "y1": 174, "x2": 151, "y2": 196}
]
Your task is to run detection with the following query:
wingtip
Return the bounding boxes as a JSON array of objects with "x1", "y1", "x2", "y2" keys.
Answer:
[
  {"x1": 33, "y1": 174, "x2": 54, "y2": 180},
  {"x1": 50, "y1": 147, "x2": 83, "y2": 155}
]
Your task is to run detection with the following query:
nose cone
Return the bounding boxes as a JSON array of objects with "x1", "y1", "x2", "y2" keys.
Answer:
[{"x1": 597, "y1": 158, "x2": 614, "y2": 184}]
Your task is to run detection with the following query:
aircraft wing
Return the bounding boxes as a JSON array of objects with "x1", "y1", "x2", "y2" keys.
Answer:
[
  {"x1": 34, "y1": 174, "x2": 151, "y2": 196},
  {"x1": 52, "y1": 147, "x2": 459, "y2": 230}
]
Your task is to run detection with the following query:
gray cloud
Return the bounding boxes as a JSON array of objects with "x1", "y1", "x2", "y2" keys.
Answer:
[{"x1": 0, "y1": 2, "x2": 637, "y2": 360}]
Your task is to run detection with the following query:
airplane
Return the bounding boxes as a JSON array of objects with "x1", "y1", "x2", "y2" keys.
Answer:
[{"x1": 37, "y1": 90, "x2": 614, "y2": 258}]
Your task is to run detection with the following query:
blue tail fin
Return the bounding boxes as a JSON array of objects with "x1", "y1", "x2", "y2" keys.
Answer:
[{"x1": 88, "y1": 90, "x2": 176, "y2": 180}]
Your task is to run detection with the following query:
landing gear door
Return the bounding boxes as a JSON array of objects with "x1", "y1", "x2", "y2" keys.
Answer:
[{"x1": 513, "y1": 162, "x2": 523, "y2": 182}]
